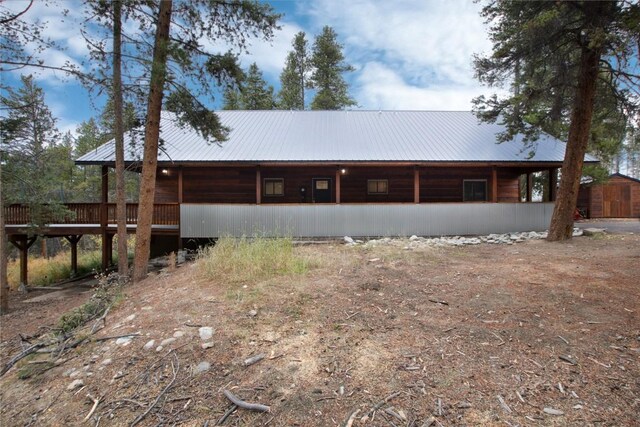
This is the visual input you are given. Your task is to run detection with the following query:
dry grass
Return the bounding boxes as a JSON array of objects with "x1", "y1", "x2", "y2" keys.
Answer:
[
  {"x1": 7, "y1": 250, "x2": 102, "y2": 289},
  {"x1": 197, "y1": 236, "x2": 313, "y2": 285}
]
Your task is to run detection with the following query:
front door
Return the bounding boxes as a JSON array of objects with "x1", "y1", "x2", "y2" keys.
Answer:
[{"x1": 312, "y1": 178, "x2": 332, "y2": 203}]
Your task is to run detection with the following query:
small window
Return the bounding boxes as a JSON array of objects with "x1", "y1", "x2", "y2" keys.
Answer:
[
  {"x1": 367, "y1": 179, "x2": 388, "y2": 195},
  {"x1": 463, "y1": 180, "x2": 487, "y2": 202},
  {"x1": 315, "y1": 180, "x2": 329, "y2": 190},
  {"x1": 264, "y1": 178, "x2": 284, "y2": 196}
]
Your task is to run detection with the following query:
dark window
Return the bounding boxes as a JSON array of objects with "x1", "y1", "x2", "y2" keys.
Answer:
[
  {"x1": 463, "y1": 180, "x2": 487, "y2": 201},
  {"x1": 367, "y1": 179, "x2": 389, "y2": 195},
  {"x1": 264, "y1": 178, "x2": 284, "y2": 196}
]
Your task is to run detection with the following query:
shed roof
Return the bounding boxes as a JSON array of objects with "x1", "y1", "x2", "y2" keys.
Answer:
[{"x1": 76, "y1": 110, "x2": 599, "y2": 165}]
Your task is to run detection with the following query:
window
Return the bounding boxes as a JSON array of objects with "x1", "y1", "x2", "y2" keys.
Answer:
[
  {"x1": 264, "y1": 178, "x2": 284, "y2": 196},
  {"x1": 463, "y1": 180, "x2": 487, "y2": 202},
  {"x1": 367, "y1": 179, "x2": 388, "y2": 195}
]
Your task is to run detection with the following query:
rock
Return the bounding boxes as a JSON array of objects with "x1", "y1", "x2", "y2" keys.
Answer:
[
  {"x1": 409, "y1": 235, "x2": 419, "y2": 241},
  {"x1": 248, "y1": 309, "x2": 258, "y2": 317},
  {"x1": 343, "y1": 236, "x2": 355, "y2": 244},
  {"x1": 156, "y1": 345, "x2": 163, "y2": 352},
  {"x1": 124, "y1": 314, "x2": 136, "y2": 322},
  {"x1": 70, "y1": 370, "x2": 83, "y2": 379},
  {"x1": 543, "y1": 407, "x2": 564, "y2": 416},
  {"x1": 63, "y1": 368, "x2": 75, "y2": 377},
  {"x1": 160, "y1": 337, "x2": 176, "y2": 347},
  {"x1": 101, "y1": 358, "x2": 112, "y2": 366},
  {"x1": 457, "y1": 401, "x2": 472, "y2": 409},
  {"x1": 115, "y1": 337, "x2": 132, "y2": 346},
  {"x1": 67, "y1": 379, "x2": 84, "y2": 391},
  {"x1": 194, "y1": 361, "x2": 211, "y2": 373},
  {"x1": 173, "y1": 330, "x2": 185, "y2": 338},
  {"x1": 583, "y1": 227, "x2": 606, "y2": 236},
  {"x1": 199, "y1": 327, "x2": 214, "y2": 341},
  {"x1": 201, "y1": 342, "x2": 214, "y2": 349},
  {"x1": 143, "y1": 340, "x2": 156, "y2": 350}
]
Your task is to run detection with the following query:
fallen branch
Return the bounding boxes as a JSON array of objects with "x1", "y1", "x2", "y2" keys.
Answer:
[
  {"x1": 216, "y1": 404, "x2": 237, "y2": 425},
  {"x1": 222, "y1": 389, "x2": 270, "y2": 413},
  {"x1": 342, "y1": 408, "x2": 360, "y2": 427},
  {"x1": 131, "y1": 353, "x2": 180, "y2": 426},
  {"x1": 95, "y1": 332, "x2": 141, "y2": 342},
  {"x1": 428, "y1": 298, "x2": 448, "y2": 306},
  {"x1": 90, "y1": 304, "x2": 112, "y2": 335},
  {"x1": 497, "y1": 395, "x2": 512, "y2": 414},
  {"x1": 1, "y1": 342, "x2": 46, "y2": 377},
  {"x1": 244, "y1": 353, "x2": 265, "y2": 367},
  {"x1": 83, "y1": 394, "x2": 102, "y2": 422},
  {"x1": 361, "y1": 391, "x2": 401, "y2": 422}
]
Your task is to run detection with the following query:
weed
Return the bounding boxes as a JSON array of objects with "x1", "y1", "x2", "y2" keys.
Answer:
[
  {"x1": 197, "y1": 236, "x2": 311, "y2": 285},
  {"x1": 7, "y1": 250, "x2": 103, "y2": 289}
]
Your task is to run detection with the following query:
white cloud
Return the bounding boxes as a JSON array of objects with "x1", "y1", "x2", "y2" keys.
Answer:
[
  {"x1": 354, "y1": 62, "x2": 486, "y2": 110},
  {"x1": 303, "y1": 0, "x2": 493, "y2": 108}
]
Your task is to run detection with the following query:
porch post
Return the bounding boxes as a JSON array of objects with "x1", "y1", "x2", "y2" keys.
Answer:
[
  {"x1": 256, "y1": 166, "x2": 261, "y2": 205},
  {"x1": 101, "y1": 165, "x2": 109, "y2": 270},
  {"x1": 178, "y1": 166, "x2": 183, "y2": 204},
  {"x1": 9, "y1": 235, "x2": 37, "y2": 287},
  {"x1": 414, "y1": 167, "x2": 420, "y2": 204},
  {"x1": 491, "y1": 166, "x2": 498, "y2": 203},
  {"x1": 335, "y1": 167, "x2": 341, "y2": 204},
  {"x1": 526, "y1": 172, "x2": 533, "y2": 202},
  {"x1": 549, "y1": 168, "x2": 558, "y2": 202}
]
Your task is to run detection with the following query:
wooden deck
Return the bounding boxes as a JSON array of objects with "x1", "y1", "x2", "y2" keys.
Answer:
[{"x1": 4, "y1": 203, "x2": 180, "y2": 236}]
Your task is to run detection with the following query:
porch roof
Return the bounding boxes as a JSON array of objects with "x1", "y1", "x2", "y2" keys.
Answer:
[{"x1": 76, "y1": 110, "x2": 599, "y2": 165}]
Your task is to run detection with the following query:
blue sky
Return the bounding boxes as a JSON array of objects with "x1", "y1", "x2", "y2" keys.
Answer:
[{"x1": 1, "y1": 0, "x2": 495, "y2": 135}]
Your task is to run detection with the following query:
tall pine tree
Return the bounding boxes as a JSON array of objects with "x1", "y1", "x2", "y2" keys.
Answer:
[
  {"x1": 278, "y1": 32, "x2": 309, "y2": 110},
  {"x1": 473, "y1": 1, "x2": 639, "y2": 240},
  {"x1": 309, "y1": 26, "x2": 356, "y2": 110}
]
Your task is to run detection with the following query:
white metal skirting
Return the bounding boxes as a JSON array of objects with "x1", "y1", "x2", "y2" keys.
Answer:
[{"x1": 180, "y1": 203, "x2": 555, "y2": 238}]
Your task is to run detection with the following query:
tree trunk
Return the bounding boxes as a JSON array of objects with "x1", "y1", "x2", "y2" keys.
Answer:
[
  {"x1": 0, "y1": 161, "x2": 9, "y2": 314},
  {"x1": 113, "y1": 0, "x2": 128, "y2": 278},
  {"x1": 547, "y1": 32, "x2": 602, "y2": 240},
  {"x1": 132, "y1": 0, "x2": 173, "y2": 282}
]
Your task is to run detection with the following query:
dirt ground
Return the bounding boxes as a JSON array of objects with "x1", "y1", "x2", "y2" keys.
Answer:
[{"x1": 1, "y1": 233, "x2": 638, "y2": 426}]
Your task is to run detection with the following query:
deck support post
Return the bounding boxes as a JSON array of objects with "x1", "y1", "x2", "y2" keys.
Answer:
[
  {"x1": 492, "y1": 167, "x2": 498, "y2": 203},
  {"x1": 414, "y1": 167, "x2": 420, "y2": 204},
  {"x1": 9, "y1": 235, "x2": 37, "y2": 287},
  {"x1": 255, "y1": 167, "x2": 261, "y2": 205},
  {"x1": 549, "y1": 168, "x2": 558, "y2": 202},
  {"x1": 526, "y1": 172, "x2": 533, "y2": 202},
  {"x1": 101, "y1": 165, "x2": 109, "y2": 270},
  {"x1": 64, "y1": 235, "x2": 82, "y2": 276}
]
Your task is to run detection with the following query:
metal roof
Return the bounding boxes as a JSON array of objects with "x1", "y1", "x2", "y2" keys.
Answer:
[{"x1": 76, "y1": 110, "x2": 599, "y2": 164}]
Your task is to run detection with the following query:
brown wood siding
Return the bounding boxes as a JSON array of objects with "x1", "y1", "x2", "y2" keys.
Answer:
[
  {"x1": 261, "y1": 167, "x2": 336, "y2": 203},
  {"x1": 577, "y1": 185, "x2": 591, "y2": 217},
  {"x1": 497, "y1": 169, "x2": 521, "y2": 202},
  {"x1": 154, "y1": 170, "x2": 179, "y2": 203},
  {"x1": 182, "y1": 167, "x2": 256, "y2": 203},
  {"x1": 340, "y1": 167, "x2": 414, "y2": 203},
  {"x1": 419, "y1": 167, "x2": 492, "y2": 202},
  {"x1": 581, "y1": 175, "x2": 640, "y2": 218}
]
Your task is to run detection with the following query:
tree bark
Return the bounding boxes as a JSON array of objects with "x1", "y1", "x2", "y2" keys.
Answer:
[
  {"x1": 0, "y1": 161, "x2": 8, "y2": 314},
  {"x1": 113, "y1": 0, "x2": 128, "y2": 278},
  {"x1": 132, "y1": 0, "x2": 172, "y2": 282},
  {"x1": 547, "y1": 6, "x2": 604, "y2": 241}
]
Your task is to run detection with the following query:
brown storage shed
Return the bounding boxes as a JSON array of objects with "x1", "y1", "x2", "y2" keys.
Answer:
[{"x1": 578, "y1": 173, "x2": 640, "y2": 218}]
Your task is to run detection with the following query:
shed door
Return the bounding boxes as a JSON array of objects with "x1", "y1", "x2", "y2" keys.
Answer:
[
  {"x1": 312, "y1": 178, "x2": 332, "y2": 203},
  {"x1": 603, "y1": 184, "x2": 631, "y2": 217}
]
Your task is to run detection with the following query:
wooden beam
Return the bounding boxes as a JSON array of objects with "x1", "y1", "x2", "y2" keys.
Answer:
[
  {"x1": 335, "y1": 168, "x2": 341, "y2": 204},
  {"x1": 64, "y1": 235, "x2": 82, "y2": 276},
  {"x1": 256, "y1": 167, "x2": 261, "y2": 205},
  {"x1": 492, "y1": 167, "x2": 498, "y2": 203},
  {"x1": 414, "y1": 167, "x2": 420, "y2": 204},
  {"x1": 178, "y1": 167, "x2": 183, "y2": 204},
  {"x1": 549, "y1": 168, "x2": 557, "y2": 202},
  {"x1": 9, "y1": 235, "x2": 37, "y2": 287},
  {"x1": 526, "y1": 173, "x2": 533, "y2": 202}
]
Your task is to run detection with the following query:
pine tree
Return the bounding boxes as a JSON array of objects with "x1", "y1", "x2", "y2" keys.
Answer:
[
  {"x1": 473, "y1": 0, "x2": 639, "y2": 240},
  {"x1": 278, "y1": 32, "x2": 308, "y2": 110},
  {"x1": 309, "y1": 26, "x2": 356, "y2": 110},
  {"x1": 242, "y1": 63, "x2": 275, "y2": 110},
  {"x1": 222, "y1": 86, "x2": 243, "y2": 110}
]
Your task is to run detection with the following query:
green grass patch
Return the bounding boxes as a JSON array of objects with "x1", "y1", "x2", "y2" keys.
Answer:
[{"x1": 197, "y1": 236, "x2": 310, "y2": 285}]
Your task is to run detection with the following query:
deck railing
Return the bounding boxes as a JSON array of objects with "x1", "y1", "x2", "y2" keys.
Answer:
[{"x1": 4, "y1": 203, "x2": 180, "y2": 226}]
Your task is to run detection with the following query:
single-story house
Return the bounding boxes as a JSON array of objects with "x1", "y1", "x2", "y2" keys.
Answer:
[
  {"x1": 578, "y1": 173, "x2": 640, "y2": 218},
  {"x1": 73, "y1": 110, "x2": 598, "y2": 249}
]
